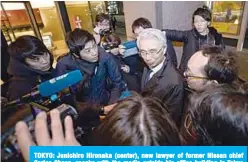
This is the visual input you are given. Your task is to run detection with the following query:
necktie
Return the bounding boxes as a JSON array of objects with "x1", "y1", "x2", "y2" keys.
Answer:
[{"x1": 145, "y1": 69, "x2": 152, "y2": 85}]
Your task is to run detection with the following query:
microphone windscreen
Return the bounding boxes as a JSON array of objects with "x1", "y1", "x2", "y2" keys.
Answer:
[
  {"x1": 119, "y1": 90, "x2": 132, "y2": 99},
  {"x1": 38, "y1": 70, "x2": 83, "y2": 97},
  {"x1": 121, "y1": 40, "x2": 137, "y2": 49}
]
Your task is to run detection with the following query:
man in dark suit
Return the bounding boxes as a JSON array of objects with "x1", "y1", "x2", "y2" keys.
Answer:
[{"x1": 137, "y1": 28, "x2": 185, "y2": 126}]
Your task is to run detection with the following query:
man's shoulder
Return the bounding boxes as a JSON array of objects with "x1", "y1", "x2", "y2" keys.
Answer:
[
  {"x1": 163, "y1": 61, "x2": 184, "y2": 84},
  {"x1": 57, "y1": 54, "x2": 73, "y2": 65},
  {"x1": 57, "y1": 53, "x2": 71, "y2": 61}
]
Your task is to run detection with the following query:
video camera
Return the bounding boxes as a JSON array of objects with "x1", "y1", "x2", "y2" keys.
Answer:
[
  {"x1": 102, "y1": 42, "x2": 119, "y2": 51},
  {"x1": 1, "y1": 70, "x2": 85, "y2": 161},
  {"x1": 1, "y1": 104, "x2": 84, "y2": 162}
]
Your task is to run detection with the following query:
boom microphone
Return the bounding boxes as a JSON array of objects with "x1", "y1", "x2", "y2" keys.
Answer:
[{"x1": 3, "y1": 70, "x2": 83, "y2": 108}]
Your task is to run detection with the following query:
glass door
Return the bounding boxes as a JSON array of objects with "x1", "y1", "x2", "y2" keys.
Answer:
[
  {"x1": 65, "y1": 1, "x2": 94, "y2": 32},
  {"x1": 29, "y1": 1, "x2": 69, "y2": 60},
  {"x1": 0, "y1": 2, "x2": 36, "y2": 44}
]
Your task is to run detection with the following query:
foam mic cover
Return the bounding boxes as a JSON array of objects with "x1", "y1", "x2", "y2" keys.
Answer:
[
  {"x1": 122, "y1": 40, "x2": 138, "y2": 58},
  {"x1": 38, "y1": 70, "x2": 83, "y2": 97},
  {"x1": 122, "y1": 40, "x2": 137, "y2": 49}
]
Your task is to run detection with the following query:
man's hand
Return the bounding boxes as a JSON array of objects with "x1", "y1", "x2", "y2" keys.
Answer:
[
  {"x1": 118, "y1": 45, "x2": 126, "y2": 56},
  {"x1": 103, "y1": 103, "x2": 117, "y2": 115},
  {"x1": 93, "y1": 26, "x2": 101, "y2": 44},
  {"x1": 121, "y1": 65, "x2": 130, "y2": 73},
  {"x1": 15, "y1": 109, "x2": 80, "y2": 161}
]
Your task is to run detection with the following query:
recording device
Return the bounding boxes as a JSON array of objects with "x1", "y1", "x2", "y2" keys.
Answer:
[
  {"x1": 121, "y1": 40, "x2": 138, "y2": 58},
  {"x1": 102, "y1": 42, "x2": 119, "y2": 51},
  {"x1": 1, "y1": 104, "x2": 84, "y2": 162},
  {"x1": 99, "y1": 29, "x2": 111, "y2": 36},
  {"x1": 2, "y1": 70, "x2": 83, "y2": 110}
]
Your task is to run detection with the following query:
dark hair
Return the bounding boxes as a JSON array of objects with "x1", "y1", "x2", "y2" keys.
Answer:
[
  {"x1": 189, "y1": 84, "x2": 248, "y2": 145},
  {"x1": 202, "y1": 46, "x2": 238, "y2": 84},
  {"x1": 8, "y1": 35, "x2": 52, "y2": 63},
  {"x1": 90, "y1": 94, "x2": 183, "y2": 145},
  {"x1": 66, "y1": 28, "x2": 95, "y2": 56},
  {"x1": 192, "y1": 6, "x2": 212, "y2": 23},
  {"x1": 132, "y1": 17, "x2": 152, "y2": 33},
  {"x1": 95, "y1": 13, "x2": 109, "y2": 23},
  {"x1": 103, "y1": 33, "x2": 121, "y2": 46}
]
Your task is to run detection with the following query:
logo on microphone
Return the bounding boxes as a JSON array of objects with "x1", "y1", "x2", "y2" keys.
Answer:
[{"x1": 49, "y1": 73, "x2": 68, "y2": 84}]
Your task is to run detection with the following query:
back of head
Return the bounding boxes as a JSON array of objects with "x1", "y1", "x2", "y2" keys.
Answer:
[
  {"x1": 132, "y1": 17, "x2": 152, "y2": 33},
  {"x1": 66, "y1": 28, "x2": 95, "y2": 56},
  {"x1": 95, "y1": 13, "x2": 109, "y2": 23},
  {"x1": 189, "y1": 84, "x2": 248, "y2": 145},
  {"x1": 202, "y1": 46, "x2": 238, "y2": 84},
  {"x1": 192, "y1": 6, "x2": 212, "y2": 23},
  {"x1": 8, "y1": 35, "x2": 52, "y2": 63},
  {"x1": 90, "y1": 94, "x2": 182, "y2": 145}
]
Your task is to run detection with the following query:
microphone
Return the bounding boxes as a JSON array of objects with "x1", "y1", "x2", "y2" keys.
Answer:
[
  {"x1": 121, "y1": 40, "x2": 138, "y2": 58},
  {"x1": 3, "y1": 70, "x2": 83, "y2": 108}
]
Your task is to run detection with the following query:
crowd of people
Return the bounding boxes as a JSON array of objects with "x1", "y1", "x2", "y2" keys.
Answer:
[{"x1": 1, "y1": 6, "x2": 248, "y2": 161}]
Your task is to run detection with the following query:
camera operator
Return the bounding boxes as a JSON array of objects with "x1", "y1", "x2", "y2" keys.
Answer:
[{"x1": 93, "y1": 13, "x2": 111, "y2": 46}]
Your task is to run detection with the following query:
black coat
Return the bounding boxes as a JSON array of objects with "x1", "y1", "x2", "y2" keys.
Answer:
[
  {"x1": 141, "y1": 57, "x2": 185, "y2": 126},
  {"x1": 163, "y1": 27, "x2": 224, "y2": 73},
  {"x1": 7, "y1": 58, "x2": 55, "y2": 101},
  {"x1": 112, "y1": 54, "x2": 144, "y2": 92},
  {"x1": 166, "y1": 39, "x2": 178, "y2": 68}
]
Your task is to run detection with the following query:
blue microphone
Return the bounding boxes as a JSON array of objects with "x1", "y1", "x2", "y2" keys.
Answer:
[
  {"x1": 119, "y1": 90, "x2": 132, "y2": 99},
  {"x1": 39, "y1": 70, "x2": 83, "y2": 97},
  {"x1": 121, "y1": 40, "x2": 138, "y2": 58},
  {"x1": 3, "y1": 70, "x2": 83, "y2": 109}
]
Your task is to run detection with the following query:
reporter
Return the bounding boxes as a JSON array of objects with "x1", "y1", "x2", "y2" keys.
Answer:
[
  {"x1": 93, "y1": 13, "x2": 111, "y2": 45},
  {"x1": 7, "y1": 35, "x2": 54, "y2": 101}
]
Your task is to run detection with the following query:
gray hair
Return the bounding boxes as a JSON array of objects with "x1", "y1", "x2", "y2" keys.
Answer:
[{"x1": 136, "y1": 28, "x2": 167, "y2": 50}]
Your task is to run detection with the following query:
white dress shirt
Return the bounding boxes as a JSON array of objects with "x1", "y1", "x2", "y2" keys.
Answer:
[{"x1": 148, "y1": 57, "x2": 166, "y2": 80}]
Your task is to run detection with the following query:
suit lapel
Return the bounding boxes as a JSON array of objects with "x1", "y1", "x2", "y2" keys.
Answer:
[{"x1": 141, "y1": 67, "x2": 148, "y2": 90}]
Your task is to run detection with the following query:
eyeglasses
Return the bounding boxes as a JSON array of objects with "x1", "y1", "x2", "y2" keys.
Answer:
[
  {"x1": 184, "y1": 70, "x2": 208, "y2": 80},
  {"x1": 138, "y1": 47, "x2": 163, "y2": 58},
  {"x1": 184, "y1": 75, "x2": 208, "y2": 80}
]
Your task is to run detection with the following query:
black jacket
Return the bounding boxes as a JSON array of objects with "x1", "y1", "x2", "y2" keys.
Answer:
[
  {"x1": 7, "y1": 58, "x2": 54, "y2": 101},
  {"x1": 141, "y1": 57, "x2": 185, "y2": 126},
  {"x1": 164, "y1": 27, "x2": 224, "y2": 73},
  {"x1": 166, "y1": 39, "x2": 178, "y2": 68},
  {"x1": 112, "y1": 54, "x2": 144, "y2": 92}
]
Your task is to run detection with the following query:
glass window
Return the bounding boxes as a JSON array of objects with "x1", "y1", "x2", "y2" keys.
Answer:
[
  {"x1": 29, "y1": 1, "x2": 69, "y2": 60},
  {"x1": 65, "y1": 1, "x2": 94, "y2": 32},
  {"x1": 1, "y1": 2, "x2": 35, "y2": 43}
]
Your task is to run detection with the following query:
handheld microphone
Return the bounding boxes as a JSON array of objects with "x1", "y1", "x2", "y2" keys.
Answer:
[
  {"x1": 121, "y1": 40, "x2": 138, "y2": 58},
  {"x1": 3, "y1": 70, "x2": 83, "y2": 109}
]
